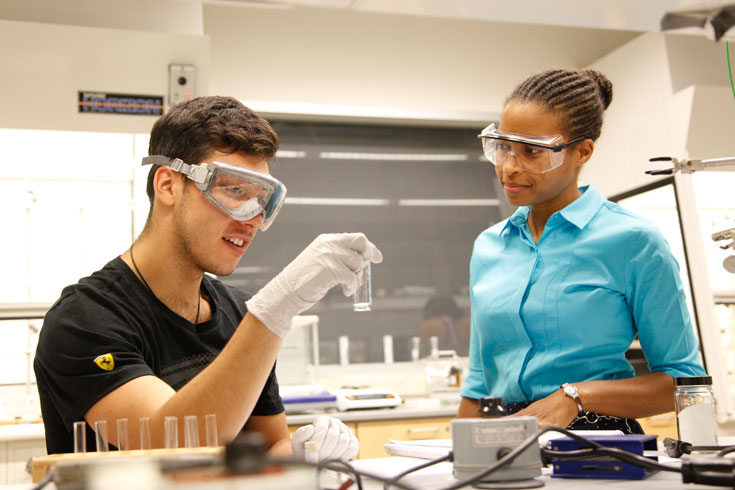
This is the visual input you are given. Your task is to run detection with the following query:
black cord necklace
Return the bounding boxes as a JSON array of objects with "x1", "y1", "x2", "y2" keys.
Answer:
[{"x1": 129, "y1": 244, "x2": 201, "y2": 324}]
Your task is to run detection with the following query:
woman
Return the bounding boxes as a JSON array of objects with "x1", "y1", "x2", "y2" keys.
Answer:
[{"x1": 458, "y1": 68, "x2": 706, "y2": 433}]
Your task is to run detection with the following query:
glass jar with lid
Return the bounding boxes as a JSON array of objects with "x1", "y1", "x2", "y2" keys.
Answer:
[{"x1": 674, "y1": 376, "x2": 718, "y2": 446}]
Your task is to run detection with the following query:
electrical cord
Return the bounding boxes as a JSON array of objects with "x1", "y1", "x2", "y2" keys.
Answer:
[
  {"x1": 382, "y1": 453, "x2": 452, "y2": 490},
  {"x1": 321, "y1": 459, "x2": 364, "y2": 490},
  {"x1": 680, "y1": 456, "x2": 735, "y2": 487},
  {"x1": 264, "y1": 455, "x2": 417, "y2": 490},
  {"x1": 542, "y1": 447, "x2": 680, "y2": 473},
  {"x1": 717, "y1": 446, "x2": 735, "y2": 457}
]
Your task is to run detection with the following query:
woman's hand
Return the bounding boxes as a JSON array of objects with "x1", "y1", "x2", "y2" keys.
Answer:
[{"x1": 511, "y1": 388, "x2": 579, "y2": 428}]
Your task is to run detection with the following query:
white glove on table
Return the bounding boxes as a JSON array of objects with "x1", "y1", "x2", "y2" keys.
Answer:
[
  {"x1": 291, "y1": 415, "x2": 359, "y2": 462},
  {"x1": 246, "y1": 233, "x2": 383, "y2": 338}
]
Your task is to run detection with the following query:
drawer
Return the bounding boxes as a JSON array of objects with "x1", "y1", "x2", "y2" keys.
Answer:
[{"x1": 354, "y1": 417, "x2": 452, "y2": 459}]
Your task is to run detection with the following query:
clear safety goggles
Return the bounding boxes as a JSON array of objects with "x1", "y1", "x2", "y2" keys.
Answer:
[
  {"x1": 478, "y1": 124, "x2": 585, "y2": 174},
  {"x1": 142, "y1": 155, "x2": 287, "y2": 231}
]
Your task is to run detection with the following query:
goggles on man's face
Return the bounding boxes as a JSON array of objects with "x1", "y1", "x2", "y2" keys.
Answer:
[
  {"x1": 142, "y1": 155, "x2": 287, "y2": 231},
  {"x1": 478, "y1": 123, "x2": 585, "y2": 174}
]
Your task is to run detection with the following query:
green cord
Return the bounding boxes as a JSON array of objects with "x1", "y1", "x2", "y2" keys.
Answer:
[{"x1": 728, "y1": 42, "x2": 735, "y2": 103}]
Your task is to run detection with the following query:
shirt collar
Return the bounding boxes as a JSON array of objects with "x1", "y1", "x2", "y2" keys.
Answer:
[{"x1": 502, "y1": 185, "x2": 604, "y2": 233}]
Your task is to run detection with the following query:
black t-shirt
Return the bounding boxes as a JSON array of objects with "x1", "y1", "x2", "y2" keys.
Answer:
[{"x1": 34, "y1": 257, "x2": 284, "y2": 454}]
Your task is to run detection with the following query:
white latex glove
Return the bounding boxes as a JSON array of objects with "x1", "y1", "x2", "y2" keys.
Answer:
[
  {"x1": 291, "y1": 415, "x2": 359, "y2": 462},
  {"x1": 246, "y1": 233, "x2": 383, "y2": 338}
]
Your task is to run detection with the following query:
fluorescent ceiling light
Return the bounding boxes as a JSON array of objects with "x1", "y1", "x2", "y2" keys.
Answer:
[
  {"x1": 286, "y1": 197, "x2": 390, "y2": 206},
  {"x1": 398, "y1": 199, "x2": 500, "y2": 207},
  {"x1": 276, "y1": 150, "x2": 306, "y2": 158},
  {"x1": 319, "y1": 152, "x2": 468, "y2": 162},
  {"x1": 203, "y1": 0, "x2": 291, "y2": 9}
]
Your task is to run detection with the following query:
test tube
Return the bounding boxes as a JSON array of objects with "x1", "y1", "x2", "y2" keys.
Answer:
[
  {"x1": 353, "y1": 263, "x2": 372, "y2": 312},
  {"x1": 410, "y1": 336, "x2": 421, "y2": 362},
  {"x1": 383, "y1": 334, "x2": 394, "y2": 364},
  {"x1": 205, "y1": 414, "x2": 218, "y2": 447},
  {"x1": 116, "y1": 418, "x2": 129, "y2": 451},
  {"x1": 94, "y1": 420, "x2": 108, "y2": 452},
  {"x1": 164, "y1": 416, "x2": 178, "y2": 449},
  {"x1": 338, "y1": 335, "x2": 350, "y2": 366},
  {"x1": 430, "y1": 336, "x2": 439, "y2": 359},
  {"x1": 184, "y1": 415, "x2": 200, "y2": 448},
  {"x1": 73, "y1": 421, "x2": 86, "y2": 453},
  {"x1": 139, "y1": 417, "x2": 151, "y2": 450}
]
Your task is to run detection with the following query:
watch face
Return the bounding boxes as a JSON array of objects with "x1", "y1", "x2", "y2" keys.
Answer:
[{"x1": 564, "y1": 384, "x2": 576, "y2": 397}]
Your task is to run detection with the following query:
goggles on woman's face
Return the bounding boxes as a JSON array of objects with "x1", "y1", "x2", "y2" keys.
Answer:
[
  {"x1": 478, "y1": 123, "x2": 585, "y2": 174},
  {"x1": 142, "y1": 155, "x2": 287, "y2": 231}
]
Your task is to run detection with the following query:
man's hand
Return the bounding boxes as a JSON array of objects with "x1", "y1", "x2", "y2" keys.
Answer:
[
  {"x1": 291, "y1": 415, "x2": 359, "y2": 462},
  {"x1": 511, "y1": 388, "x2": 579, "y2": 428},
  {"x1": 246, "y1": 233, "x2": 383, "y2": 337}
]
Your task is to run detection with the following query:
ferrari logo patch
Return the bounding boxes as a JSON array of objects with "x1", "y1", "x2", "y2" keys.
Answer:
[{"x1": 94, "y1": 353, "x2": 115, "y2": 371}]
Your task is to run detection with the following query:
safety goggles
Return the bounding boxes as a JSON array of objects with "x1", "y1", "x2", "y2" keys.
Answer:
[
  {"x1": 142, "y1": 155, "x2": 287, "y2": 231},
  {"x1": 478, "y1": 123, "x2": 585, "y2": 174}
]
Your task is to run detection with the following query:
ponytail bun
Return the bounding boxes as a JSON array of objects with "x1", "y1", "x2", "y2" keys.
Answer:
[{"x1": 582, "y1": 69, "x2": 613, "y2": 110}]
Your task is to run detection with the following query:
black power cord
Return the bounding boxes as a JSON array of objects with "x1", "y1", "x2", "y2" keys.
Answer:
[
  {"x1": 382, "y1": 453, "x2": 453, "y2": 489},
  {"x1": 263, "y1": 455, "x2": 418, "y2": 490},
  {"x1": 542, "y1": 446, "x2": 680, "y2": 474},
  {"x1": 681, "y1": 457, "x2": 735, "y2": 487},
  {"x1": 663, "y1": 437, "x2": 735, "y2": 458}
]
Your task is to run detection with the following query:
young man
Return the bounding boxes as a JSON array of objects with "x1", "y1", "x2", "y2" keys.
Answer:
[{"x1": 34, "y1": 96, "x2": 382, "y2": 458}]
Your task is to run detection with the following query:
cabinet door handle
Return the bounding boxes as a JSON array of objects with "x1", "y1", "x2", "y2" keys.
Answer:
[{"x1": 407, "y1": 427, "x2": 439, "y2": 434}]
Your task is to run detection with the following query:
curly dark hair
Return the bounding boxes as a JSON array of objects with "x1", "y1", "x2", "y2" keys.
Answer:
[
  {"x1": 145, "y1": 95, "x2": 280, "y2": 204},
  {"x1": 506, "y1": 68, "x2": 613, "y2": 142}
]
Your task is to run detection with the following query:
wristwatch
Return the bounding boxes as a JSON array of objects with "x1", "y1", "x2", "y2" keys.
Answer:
[{"x1": 561, "y1": 383, "x2": 584, "y2": 416}]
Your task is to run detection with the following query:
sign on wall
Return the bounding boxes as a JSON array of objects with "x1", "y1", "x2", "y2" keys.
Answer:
[{"x1": 78, "y1": 91, "x2": 164, "y2": 115}]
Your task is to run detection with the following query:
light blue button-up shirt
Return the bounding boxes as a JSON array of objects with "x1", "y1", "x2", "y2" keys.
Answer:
[{"x1": 461, "y1": 185, "x2": 705, "y2": 403}]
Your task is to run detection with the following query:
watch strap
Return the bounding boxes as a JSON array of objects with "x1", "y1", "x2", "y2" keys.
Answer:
[{"x1": 561, "y1": 383, "x2": 584, "y2": 416}]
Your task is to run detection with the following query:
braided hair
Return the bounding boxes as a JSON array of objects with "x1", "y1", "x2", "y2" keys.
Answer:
[{"x1": 506, "y1": 68, "x2": 613, "y2": 142}]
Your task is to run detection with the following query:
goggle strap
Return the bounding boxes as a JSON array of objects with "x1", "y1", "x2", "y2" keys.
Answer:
[{"x1": 141, "y1": 155, "x2": 209, "y2": 184}]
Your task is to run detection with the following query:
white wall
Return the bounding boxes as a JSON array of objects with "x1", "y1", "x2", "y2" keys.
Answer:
[
  {"x1": 587, "y1": 32, "x2": 735, "y2": 197},
  {"x1": 203, "y1": 4, "x2": 638, "y2": 124},
  {"x1": 0, "y1": 19, "x2": 210, "y2": 133},
  {"x1": 0, "y1": 4, "x2": 639, "y2": 131}
]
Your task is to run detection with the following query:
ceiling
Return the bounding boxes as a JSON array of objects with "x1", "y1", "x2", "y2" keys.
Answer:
[
  {"x1": 2, "y1": 0, "x2": 735, "y2": 40},
  {"x1": 205, "y1": 0, "x2": 735, "y2": 39}
]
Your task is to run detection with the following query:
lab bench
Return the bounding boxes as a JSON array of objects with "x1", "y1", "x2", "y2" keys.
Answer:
[{"x1": 0, "y1": 408, "x2": 677, "y2": 484}]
